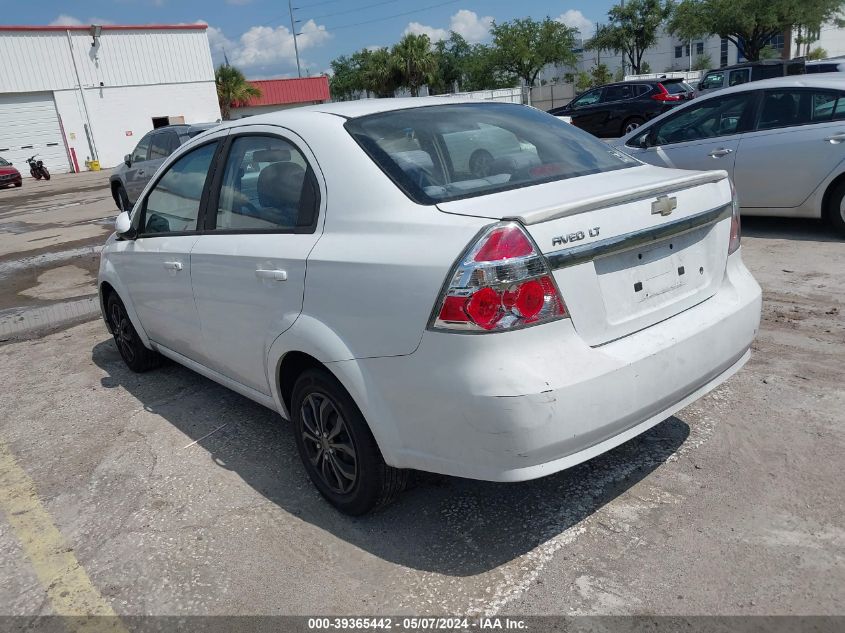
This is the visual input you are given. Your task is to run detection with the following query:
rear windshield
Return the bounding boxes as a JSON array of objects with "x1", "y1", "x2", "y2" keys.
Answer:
[
  {"x1": 344, "y1": 102, "x2": 638, "y2": 204},
  {"x1": 664, "y1": 81, "x2": 689, "y2": 94}
]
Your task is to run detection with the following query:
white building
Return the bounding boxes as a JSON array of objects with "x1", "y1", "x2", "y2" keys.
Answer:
[
  {"x1": 541, "y1": 20, "x2": 845, "y2": 84},
  {"x1": 0, "y1": 24, "x2": 221, "y2": 174}
]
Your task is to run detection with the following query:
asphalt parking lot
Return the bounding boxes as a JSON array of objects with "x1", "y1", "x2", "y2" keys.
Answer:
[{"x1": 0, "y1": 173, "x2": 843, "y2": 617}]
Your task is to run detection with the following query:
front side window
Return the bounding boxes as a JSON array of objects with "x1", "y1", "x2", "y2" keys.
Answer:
[
  {"x1": 700, "y1": 72, "x2": 724, "y2": 90},
  {"x1": 214, "y1": 135, "x2": 317, "y2": 231},
  {"x1": 645, "y1": 93, "x2": 755, "y2": 146},
  {"x1": 346, "y1": 103, "x2": 638, "y2": 204},
  {"x1": 149, "y1": 130, "x2": 180, "y2": 160},
  {"x1": 571, "y1": 89, "x2": 602, "y2": 108},
  {"x1": 141, "y1": 142, "x2": 217, "y2": 235},
  {"x1": 131, "y1": 134, "x2": 152, "y2": 163}
]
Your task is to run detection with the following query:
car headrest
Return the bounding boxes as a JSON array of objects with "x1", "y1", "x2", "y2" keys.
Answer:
[{"x1": 257, "y1": 162, "x2": 305, "y2": 209}]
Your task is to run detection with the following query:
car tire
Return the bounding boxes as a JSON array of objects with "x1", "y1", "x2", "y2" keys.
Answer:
[
  {"x1": 826, "y1": 180, "x2": 845, "y2": 237},
  {"x1": 469, "y1": 149, "x2": 494, "y2": 178},
  {"x1": 14, "y1": 182, "x2": 21, "y2": 188},
  {"x1": 114, "y1": 185, "x2": 131, "y2": 212},
  {"x1": 622, "y1": 117, "x2": 645, "y2": 136},
  {"x1": 291, "y1": 369, "x2": 407, "y2": 515},
  {"x1": 106, "y1": 293, "x2": 162, "y2": 372}
]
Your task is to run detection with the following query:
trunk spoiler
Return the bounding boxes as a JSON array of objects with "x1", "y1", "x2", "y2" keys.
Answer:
[{"x1": 503, "y1": 171, "x2": 727, "y2": 226}]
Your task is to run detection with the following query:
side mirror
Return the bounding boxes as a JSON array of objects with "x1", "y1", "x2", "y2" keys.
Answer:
[
  {"x1": 115, "y1": 211, "x2": 134, "y2": 238},
  {"x1": 697, "y1": 82, "x2": 705, "y2": 91},
  {"x1": 124, "y1": 154, "x2": 132, "y2": 167}
]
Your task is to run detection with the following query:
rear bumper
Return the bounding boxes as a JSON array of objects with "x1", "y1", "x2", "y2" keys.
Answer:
[{"x1": 343, "y1": 250, "x2": 761, "y2": 481}]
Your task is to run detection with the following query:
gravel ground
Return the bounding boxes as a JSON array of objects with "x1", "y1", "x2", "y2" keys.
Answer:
[{"x1": 0, "y1": 174, "x2": 842, "y2": 618}]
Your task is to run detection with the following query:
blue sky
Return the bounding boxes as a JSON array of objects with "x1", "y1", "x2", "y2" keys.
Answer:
[{"x1": 5, "y1": 1, "x2": 617, "y2": 78}]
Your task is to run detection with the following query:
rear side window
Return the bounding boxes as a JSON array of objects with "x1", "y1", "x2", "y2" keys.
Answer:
[
  {"x1": 141, "y1": 142, "x2": 217, "y2": 235},
  {"x1": 345, "y1": 103, "x2": 637, "y2": 204},
  {"x1": 664, "y1": 82, "x2": 688, "y2": 94},
  {"x1": 758, "y1": 89, "x2": 841, "y2": 130},
  {"x1": 728, "y1": 69, "x2": 750, "y2": 87},
  {"x1": 213, "y1": 135, "x2": 318, "y2": 232},
  {"x1": 603, "y1": 84, "x2": 637, "y2": 101}
]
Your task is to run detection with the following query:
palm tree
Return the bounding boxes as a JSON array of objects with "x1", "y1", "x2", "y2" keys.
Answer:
[
  {"x1": 362, "y1": 48, "x2": 401, "y2": 98},
  {"x1": 391, "y1": 34, "x2": 438, "y2": 97},
  {"x1": 215, "y1": 64, "x2": 261, "y2": 120}
]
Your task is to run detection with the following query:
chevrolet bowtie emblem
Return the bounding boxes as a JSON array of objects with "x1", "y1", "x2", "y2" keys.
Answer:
[{"x1": 651, "y1": 195, "x2": 677, "y2": 217}]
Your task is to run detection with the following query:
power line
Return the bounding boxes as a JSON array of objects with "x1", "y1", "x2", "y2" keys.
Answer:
[
  {"x1": 304, "y1": 0, "x2": 403, "y2": 23},
  {"x1": 318, "y1": 0, "x2": 461, "y2": 32}
]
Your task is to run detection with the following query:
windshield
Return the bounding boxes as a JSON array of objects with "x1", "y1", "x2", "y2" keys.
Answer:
[
  {"x1": 0, "y1": 157, "x2": 10, "y2": 167},
  {"x1": 345, "y1": 103, "x2": 637, "y2": 204}
]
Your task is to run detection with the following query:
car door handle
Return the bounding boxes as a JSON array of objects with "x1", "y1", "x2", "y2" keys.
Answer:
[
  {"x1": 163, "y1": 261, "x2": 183, "y2": 271},
  {"x1": 255, "y1": 269, "x2": 287, "y2": 281},
  {"x1": 824, "y1": 132, "x2": 845, "y2": 143},
  {"x1": 708, "y1": 148, "x2": 733, "y2": 157}
]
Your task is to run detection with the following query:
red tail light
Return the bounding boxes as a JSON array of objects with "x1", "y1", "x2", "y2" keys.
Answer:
[
  {"x1": 651, "y1": 83, "x2": 682, "y2": 102},
  {"x1": 430, "y1": 222, "x2": 568, "y2": 332}
]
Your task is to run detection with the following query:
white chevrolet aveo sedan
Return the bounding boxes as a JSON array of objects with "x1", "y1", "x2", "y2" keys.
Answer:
[{"x1": 99, "y1": 98, "x2": 762, "y2": 515}]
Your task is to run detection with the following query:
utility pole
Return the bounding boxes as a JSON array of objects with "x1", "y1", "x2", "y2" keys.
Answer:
[{"x1": 288, "y1": 0, "x2": 302, "y2": 78}]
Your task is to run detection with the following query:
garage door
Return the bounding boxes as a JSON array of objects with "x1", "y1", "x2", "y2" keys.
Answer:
[{"x1": 0, "y1": 92, "x2": 69, "y2": 176}]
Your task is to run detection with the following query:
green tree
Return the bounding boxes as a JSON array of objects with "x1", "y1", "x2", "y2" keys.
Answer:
[
  {"x1": 575, "y1": 71, "x2": 593, "y2": 93},
  {"x1": 693, "y1": 53, "x2": 713, "y2": 70},
  {"x1": 668, "y1": 0, "x2": 845, "y2": 62},
  {"x1": 329, "y1": 54, "x2": 363, "y2": 101},
  {"x1": 808, "y1": 46, "x2": 829, "y2": 59},
  {"x1": 591, "y1": 63, "x2": 613, "y2": 86},
  {"x1": 391, "y1": 33, "x2": 438, "y2": 97},
  {"x1": 586, "y1": 0, "x2": 672, "y2": 75},
  {"x1": 362, "y1": 48, "x2": 402, "y2": 98},
  {"x1": 430, "y1": 33, "x2": 470, "y2": 94},
  {"x1": 489, "y1": 17, "x2": 577, "y2": 87},
  {"x1": 215, "y1": 64, "x2": 261, "y2": 120}
]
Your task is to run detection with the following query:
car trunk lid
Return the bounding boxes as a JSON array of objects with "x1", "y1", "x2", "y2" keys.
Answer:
[{"x1": 436, "y1": 165, "x2": 733, "y2": 345}]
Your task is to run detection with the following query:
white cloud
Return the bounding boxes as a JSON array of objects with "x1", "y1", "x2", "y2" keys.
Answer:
[
  {"x1": 404, "y1": 22, "x2": 449, "y2": 42},
  {"x1": 450, "y1": 10, "x2": 494, "y2": 43},
  {"x1": 49, "y1": 15, "x2": 113, "y2": 26},
  {"x1": 556, "y1": 9, "x2": 594, "y2": 37},
  {"x1": 403, "y1": 9, "x2": 493, "y2": 44},
  {"x1": 203, "y1": 19, "x2": 331, "y2": 74}
]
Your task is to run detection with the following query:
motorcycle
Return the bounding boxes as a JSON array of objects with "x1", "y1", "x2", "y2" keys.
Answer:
[{"x1": 26, "y1": 155, "x2": 51, "y2": 181}]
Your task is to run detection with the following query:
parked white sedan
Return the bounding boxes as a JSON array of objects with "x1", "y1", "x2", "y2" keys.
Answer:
[
  {"x1": 99, "y1": 98, "x2": 761, "y2": 514},
  {"x1": 615, "y1": 75, "x2": 845, "y2": 235}
]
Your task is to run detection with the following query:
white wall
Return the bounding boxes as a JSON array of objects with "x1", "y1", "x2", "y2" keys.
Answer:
[
  {"x1": 55, "y1": 81, "x2": 221, "y2": 169},
  {"x1": 0, "y1": 28, "x2": 214, "y2": 93}
]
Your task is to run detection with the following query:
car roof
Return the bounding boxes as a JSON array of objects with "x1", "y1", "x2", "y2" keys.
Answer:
[
  {"x1": 617, "y1": 73, "x2": 845, "y2": 143},
  {"x1": 711, "y1": 73, "x2": 845, "y2": 95}
]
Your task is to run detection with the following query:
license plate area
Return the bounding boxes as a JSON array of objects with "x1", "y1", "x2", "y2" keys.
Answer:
[{"x1": 594, "y1": 228, "x2": 713, "y2": 326}]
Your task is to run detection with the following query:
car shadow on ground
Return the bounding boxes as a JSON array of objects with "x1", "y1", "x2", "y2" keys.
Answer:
[
  {"x1": 92, "y1": 338, "x2": 689, "y2": 577},
  {"x1": 741, "y1": 216, "x2": 843, "y2": 242}
]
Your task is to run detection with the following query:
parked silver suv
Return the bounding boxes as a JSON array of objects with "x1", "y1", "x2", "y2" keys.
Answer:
[{"x1": 110, "y1": 123, "x2": 216, "y2": 210}]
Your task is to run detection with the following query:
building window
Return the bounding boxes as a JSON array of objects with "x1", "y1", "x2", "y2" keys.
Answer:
[
  {"x1": 767, "y1": 33, "x2": 784, "y2": 52},
  {"x1": 675, "y1": 45, "x2": 683, "y2": 58},
  {"x1": 696, "y1": 42, "x2": 705, "y2": 55},
  {"x1": 685, "y1": 44, "x2": 691, "y2": 56},
  {"x1": 720, "y1": 37, "x2": 729, "y2": 67}
]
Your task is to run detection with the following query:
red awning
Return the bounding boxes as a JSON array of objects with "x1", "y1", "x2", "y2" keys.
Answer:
[{"x1": 242, "y1": 77, "x2": 330, "y2": 107}]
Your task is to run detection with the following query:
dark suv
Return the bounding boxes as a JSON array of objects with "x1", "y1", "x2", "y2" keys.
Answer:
[
  {"x1": 110, "y1": 123, "x2": 216, "y2": 210},
  {"x1": 548, "y1": 79, "x2": 695, "y2": 138}
]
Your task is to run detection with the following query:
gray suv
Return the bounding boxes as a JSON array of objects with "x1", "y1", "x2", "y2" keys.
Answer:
[{"x1": 110, "y1": 124, "x2": 216, "y2": 210}]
